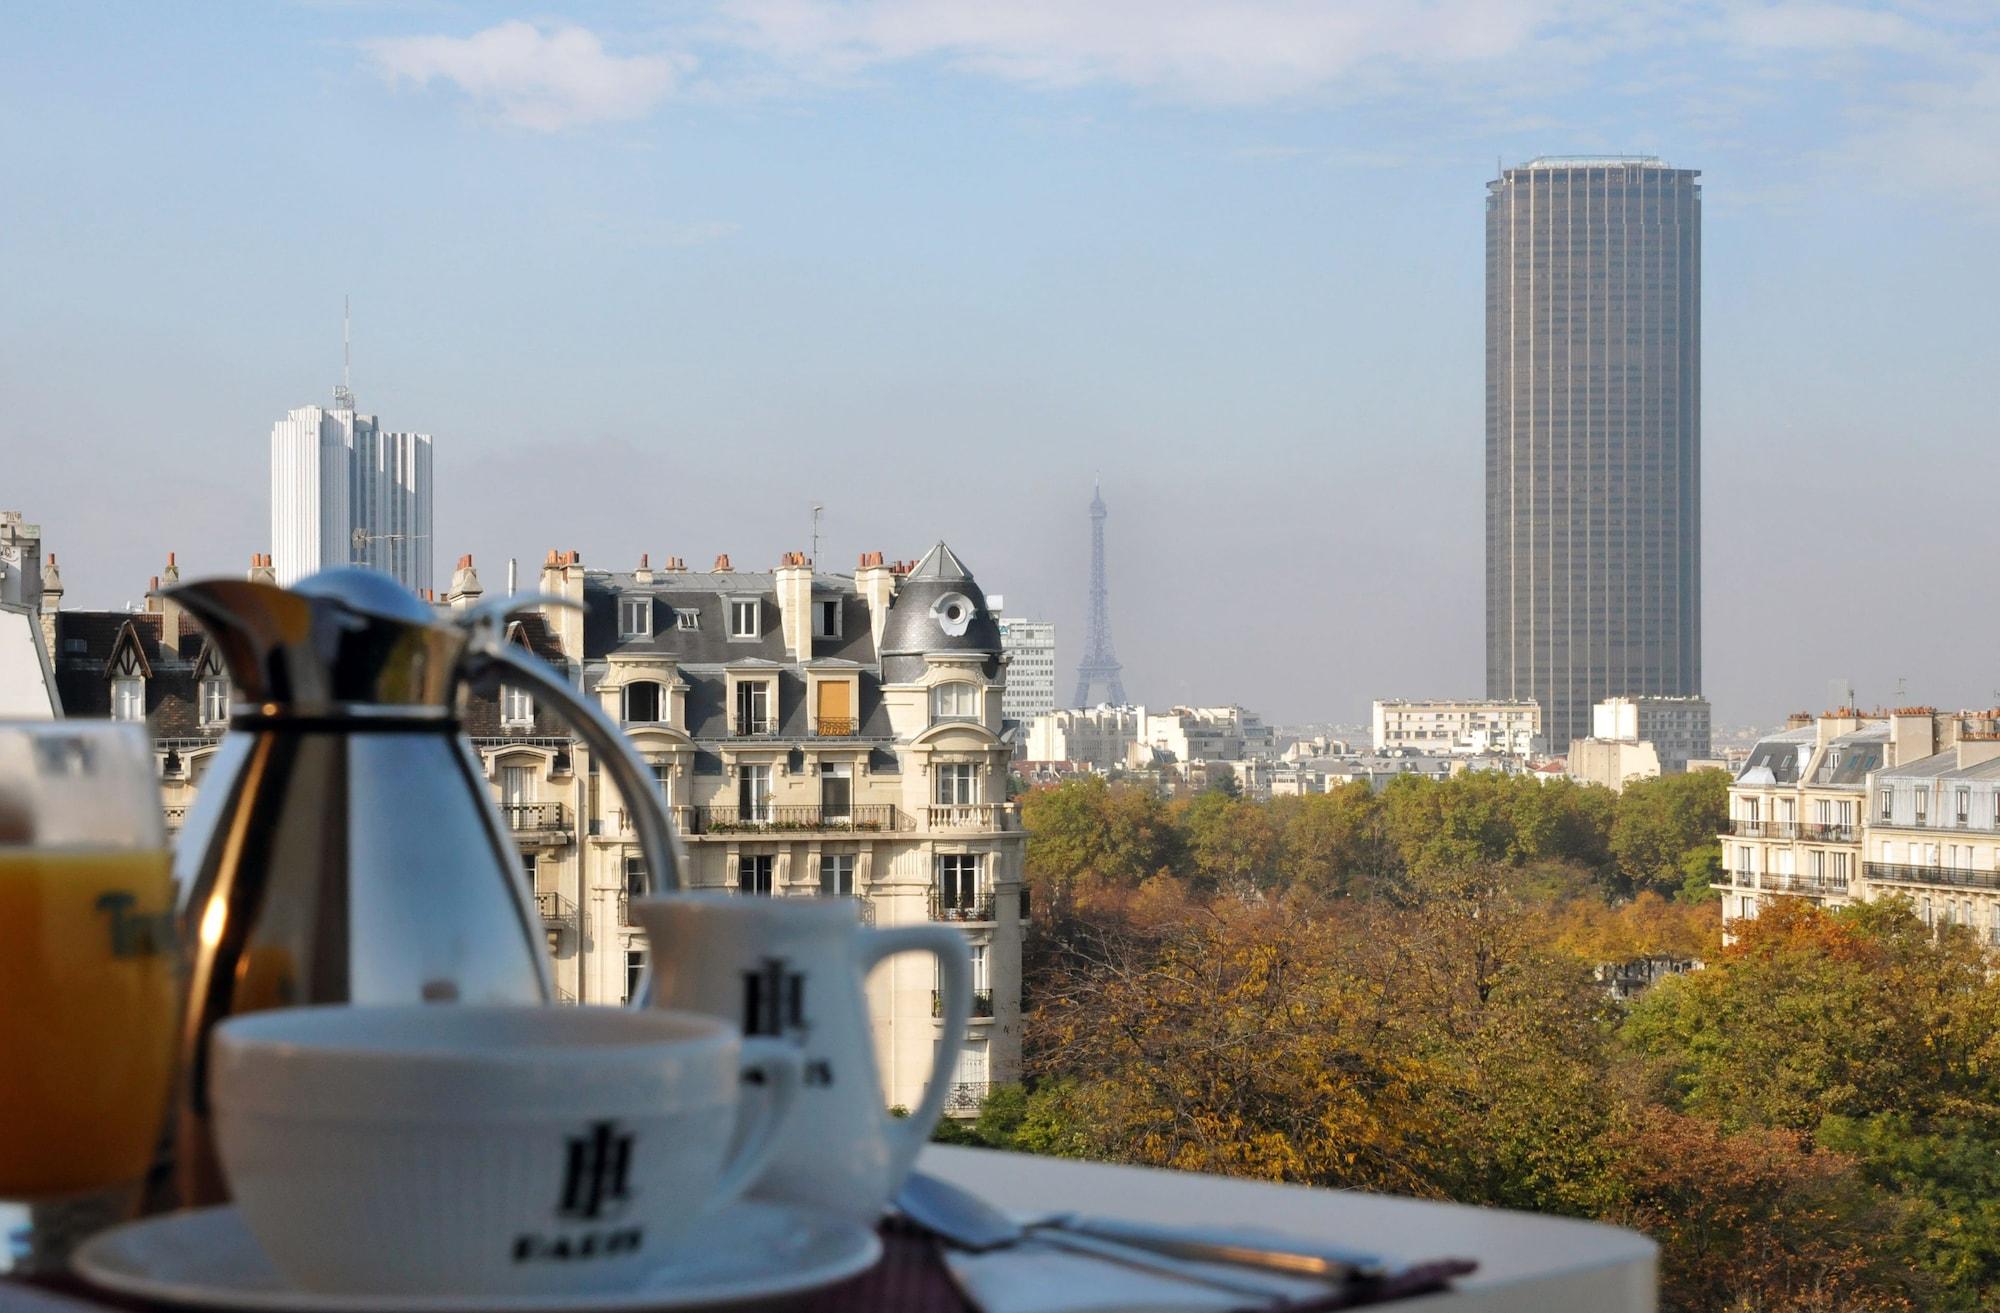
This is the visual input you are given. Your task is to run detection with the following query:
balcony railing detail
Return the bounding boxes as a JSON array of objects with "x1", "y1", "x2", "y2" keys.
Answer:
[
  {"x1": 734, "y1": 716, "x2": 778, "y2": 738},
  {"x1": 535, "y1": 891, "x2": 575, "y2": 924},
  {"x1": 814, "y1": 717, "x2": 857, "y2": 737},
  {"x1": 1799, "y1": 823, "x2": 1858, "y2": 843},
  {"x1": 685, "y1": 804, "x2": 899, "y2": 835},
  {"x1": 1865, "y1": 861, "x2": 2000, "y2": 892},
  {"x1": 934, "y1": 988, "x2": 996, "y2": 1018},
  {"x1": 928, "y1": 803, "x2": 1009, "y2": 830},
  {"x1": 929, "y1": 889, "x2": 996, "y2": 923},
  {"x1": 505, "y1": 802, "x2": 570, "y2": 834},
  {"x1": 162, "y1": 804, "x2": 189, "y2": 832},
  {"x1": 1728, "y1": 820, "x2": 1800, "y2": 839},
  {"x1": 1732, "y1": 870, "x2": 1757, "y2": 889},
  {"x1": 1761, "y1": 872, "x2": 1849, "y2": 896},
  {"x1": 943, "y1": 1081, "x2": 989, "y2": 1115}
]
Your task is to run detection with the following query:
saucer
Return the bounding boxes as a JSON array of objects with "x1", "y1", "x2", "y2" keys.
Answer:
[{"x1": 72, "y1": 1199, "x2": 881, "y2": 1312}]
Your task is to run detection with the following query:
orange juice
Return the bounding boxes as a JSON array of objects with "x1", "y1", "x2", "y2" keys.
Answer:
[{"x1": 0, "y1": 847, "x2": 177, "y2": 1197}]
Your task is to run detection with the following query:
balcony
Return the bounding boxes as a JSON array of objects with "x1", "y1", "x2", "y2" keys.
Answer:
[
  {"x1": 1865, "y1": 861, "x2": 2000, "y2": 892},
  {"x1": 1799, "y1": 823, "x2": 1858, "y2": 843},
  {"x1": 1732, "y1": 870, "x2": 1757, "y2": 889},
  {"x1": 535, "y1": 890, "x2": 574, "y2": 926},
  {"x1": 734, "y1": 716, "x2": 778, "y2": 738},
  {"x1": 1728, "y1": 820, "x2": 1799, "y2": 839},
  {"x1": 943, "y1": 1082, "x2": 990, "y2": 1116},
  {"x1": 930, "y1": 889, "x2": 996, "y2": 923},
  {"x1": 1760, "y1": 872, "x2": 1848, "y2": 896},
  {"x1": 928, "y1": 802, "x2": 1011, "y2": 831},
  {"x1": 814, "y1": 716, "x2": 857, "y2": 737},
  {"x1": 934, "y1": 988, "x2": 996, "y2": 1019},
  {"x1": 682, "y1": 804, "x2": 899, "y2": 836},
  {"x1": 505, "y1": 802, "x2": 571, "y2": 842}
]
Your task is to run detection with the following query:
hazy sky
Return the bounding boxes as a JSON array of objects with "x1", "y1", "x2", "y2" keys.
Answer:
[{"x1": 4, "y1": 2, "x2": 1996, "y2": 728}]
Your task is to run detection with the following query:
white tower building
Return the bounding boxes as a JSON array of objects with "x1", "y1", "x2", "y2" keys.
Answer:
[
  {"x1": 997, "y1": 618, "x2": 1057, "y2": 723},
  {"x1": 270, "y1": 398, "x2": 432, "y2": 593}
]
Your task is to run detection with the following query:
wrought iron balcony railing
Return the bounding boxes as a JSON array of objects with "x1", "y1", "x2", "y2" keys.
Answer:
[
  {"x1": 504, "y1": 802, "x2": 570, "y2": 833},
  {"x1": 943, "y1": 1081, "x2": 989, "y2": 1115},
  {"x1": 814, "y1": 716, "x2": 858, "y2": 737},
  {"x1": 934, "y1": 988, "x2": 996, "y2": 1019},
  {"x1": 535, "y1": 891, "x2": 575, "y2": 924},
  {"x1": 685, "y1": 804, "x2": 899, "y2": 835},
  {"x1": 1728, "y1": 820, "x2": 1799, "y2": 839},
  {"x1": 734, "y1": 716, "x2": 778, "y2": 737},
  {"x1": 1865, "y1": 861, "x2": 2000, "y2": 892},
  {"x1": 929, "y1": 889, "x2": 996, "y2": 923},
  {"x1": 1799, "y1": 823, "x2": 1858, "y2": 843}
]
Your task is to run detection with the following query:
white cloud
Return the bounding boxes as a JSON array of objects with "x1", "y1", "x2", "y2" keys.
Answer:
[
  {"x1": 714, "y1": 0, "x2": 1563, "y2": 103},
  {"x1": 364, "y1": 21, "x2": 685, "y2": 130}
]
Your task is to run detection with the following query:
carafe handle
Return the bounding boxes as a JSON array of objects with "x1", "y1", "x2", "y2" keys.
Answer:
[
  {"x1": 857, "y1": 924, "x2": 973, "y2": 1182},
  {"x1": 461, "y1": 599, "x2": 684, "y2": 1002}
]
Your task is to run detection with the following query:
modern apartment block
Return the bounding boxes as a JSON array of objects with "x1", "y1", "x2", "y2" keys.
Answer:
[
  {"x1": 1718, "y1": 709, "x2": 2000, "y2": 933},
  {"x1": 38, "y1": 541, "x2": 1024, "y2": 1118},
  {"x1": 1371, "y1": 699, "x2": 1542, "y2": 756},
  {"x1": 1486, "y1": 157, "x2": 1702, "y2": 749},
  {"x1": 996, "y1": 617, "x2": 1057, "y2": 723},
  {"x1": 1589, "y1": 695, "x2": 1712, "y2": 772},
  {"x1": 270, "y1": 398, "x2": 433, "y2": 594}
]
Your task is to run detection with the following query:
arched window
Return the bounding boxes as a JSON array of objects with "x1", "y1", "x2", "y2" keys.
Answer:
[
  {"x1": 623, "y1": 681, "x2": 662, "y2": 723},
  {"x1": 931, "y1": 682, "x2": 979, "y2": 720}
]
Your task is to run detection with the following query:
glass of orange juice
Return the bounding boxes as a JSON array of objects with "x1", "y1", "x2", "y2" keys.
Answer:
[{"x1": 0, "y1": 721, "x2": 177, "y2": 1274}]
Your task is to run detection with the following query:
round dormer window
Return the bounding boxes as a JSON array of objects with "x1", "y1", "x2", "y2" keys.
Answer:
[{"x1": 931, "y1": 592, "x2": 973, "y2": 637}]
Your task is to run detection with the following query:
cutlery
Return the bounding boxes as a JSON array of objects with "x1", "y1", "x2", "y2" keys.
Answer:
[{"x1": 896, "y1": 1171, "x2": 1380, "y2": 1300}]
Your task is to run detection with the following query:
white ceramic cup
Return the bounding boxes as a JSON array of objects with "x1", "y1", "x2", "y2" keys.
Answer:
[
  {"x1": 209, "y1": 1004, "x2": 800, "y2": 1297},
  {"x1": 632, "y1": 895, "x2": 972, "y2": 1228}
]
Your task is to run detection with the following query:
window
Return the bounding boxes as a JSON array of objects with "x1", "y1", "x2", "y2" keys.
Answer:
[
  {"x1": 820, "y1": 853, "x2": 854, "y2": 896},
  {"x1": 500, "y1": 764, "x2": 536, "y2": 810},
  {"x1": 500, "y1": 685, "x2": 534, "y2": 727},
  {"x1": 199, "y1": 677, "x2": 229, "y2": 726},
  {"x1": 735, "y1": 681, "x2": 772, "y2": 734},
  {"x1": 730, "y1": 599, "x2": 760, "y2": 638},
  {"x1": 951, "y1": 1042, "x2": 987, "y2": 1099},
  {"x1": 933, "y1": 682, "x2": 980, "y2": 719},
  {"x1": 968, "y1": 942, "x2": 988, "y2": 993},
  {"x1": 623, "y1": 681, "x2": 662, "y2": 724},
  {"x1": 937, "y1": 762, "x2": 979, "y2": 806},
  {"x1": 520, "y1": 852, "x2": 536, "y2": 885},
  {"x1": 619, "y1": 598, "x2": 652, "y2": 638},
  {"x1": 111, "y1": 677, "x2": 144, "y2": 722},
  {"x1": 1880, "y1": 788, "x2": 1893, "y2": 821},
  {"x1": 1916, "y1": 791, "x2": 1929, "y2": 824},
  {"x1": 821, "y1": 762, "x2": 851, "y2": 819},
  {"x1": 676, "y1": 609, "x2": 700, "y2": 631},
  {"x1": 738, "y1": 854, "x2": 774, "y2": 895},
  {"x1": 624, "y1": 949, "x2": 647, "y2": 1003},
  {"x1": 813, "y1": 599, "x2": 841, "y2": 640},
  {"x1": 1989, "y1": 904, "x2": 1999, "y2": 947},
  {"x1": 623, "y1": 854, "x2": 647, "y2": 896},
  {"x1": 1957, "y1": 789, "x2": 1971, "y2": 825},
  {"x1": 1809, "y1": 849, "x2": 1825, "y2": 881},
  {"x1": 650, "y1": 762, "x2": 673, "y2": 807},
  {"x1": 739, "y1": 764, "x2": 771, "y2": 822},
  {"x1": 937, "y1": 854, "x2": 983, "y2": 910}
]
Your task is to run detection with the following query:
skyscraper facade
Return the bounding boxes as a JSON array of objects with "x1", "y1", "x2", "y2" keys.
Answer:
[
  {"x1": 1485, "y1": 156, "x2": 1701, "y2": 749},
  {"x1": 270, "y1": 400, "x2": 433, "y2": 593},
  {"x1": 997, "y1": 617, "x2": 1057, "y2": 723}
]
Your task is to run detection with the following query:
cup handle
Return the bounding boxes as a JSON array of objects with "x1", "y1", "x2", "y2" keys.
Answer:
[
  {"x1": 710, "y1": 1038, "x2": 803, "y2": 1207},
  {"x1": 858, "y1": 925, "x2": 973, "y2": 1182}
]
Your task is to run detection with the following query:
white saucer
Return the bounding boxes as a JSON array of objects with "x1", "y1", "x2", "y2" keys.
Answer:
[{"x1": 72, "y1": 1199, "x2": 882, "y2": 1312}]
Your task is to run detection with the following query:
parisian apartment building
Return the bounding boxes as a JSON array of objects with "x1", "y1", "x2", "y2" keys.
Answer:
[
  {"x1": 1371, "y1": 698, "x2": 1543, "y2": 756},
  {"x1": 1720, "y1": 708, "x2": 2000, "y2": 939},
  {"x1": 31, "y1": 538, "x2": 1025, "y2": 1118}
]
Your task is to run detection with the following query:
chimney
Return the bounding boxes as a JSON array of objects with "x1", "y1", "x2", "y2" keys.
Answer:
[
  {"x1": 854, "y1": 551, "x2": 896, "y2": 654},
  {"x1": 666, "y1": 556, "x2": 687, "y2": 572},
  {"x1": 713, "y1": 554, "x2": 732, "y2": 573},
  {"x1": 1958, "y1": 736, "x2": 2000, "y2": 769},
  {"x1": 1888, "y1": 708, "x2": 1943, "y2": 768},
  {"x1": 635, "y1": 553, "x2": 653, "y2": 586},
  {"x1": 248, "y1": 552, "x2": 277, "y2": 585},
  {"x1": 775, "y1": 551, "x2": 814, "y2": 662},
  {"x1": 447, "y1": 554, "x2": 484, "y2": 611},
  {"x1": 539, "y1": 550, "x2": 586, "y2": 659},
  {"x1": 507, "y1": 557, "x2": 518, "y2": 595},
  {"x1": 39, "y1": 550, "x2": 63, "y2": 661}
]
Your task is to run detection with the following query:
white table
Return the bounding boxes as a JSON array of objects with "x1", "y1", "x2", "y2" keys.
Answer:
[{"x1": 918, "y1": 1145, "x2": 1656, "y2": 1312}]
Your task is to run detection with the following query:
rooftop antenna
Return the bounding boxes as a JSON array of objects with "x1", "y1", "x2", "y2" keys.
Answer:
[
  {"x1": 333, "y1": 295, "x2": 356, "y2": 412},
  {"x1": 810, "y1": 503, "x2": 823, "y2": 562}
]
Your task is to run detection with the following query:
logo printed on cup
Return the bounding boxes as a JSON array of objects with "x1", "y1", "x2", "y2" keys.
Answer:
[
  {"x1": 743, "y1": 958, "x2": 834, "y2": 1087},
  {"x1": 513, "y1": 1120, "x2": 644, "y2": 1265}
]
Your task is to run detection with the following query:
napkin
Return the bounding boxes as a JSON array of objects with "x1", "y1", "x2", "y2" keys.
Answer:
[{"x1": 942, "y1": 1236, "x2": 1344, "y2": 1313}]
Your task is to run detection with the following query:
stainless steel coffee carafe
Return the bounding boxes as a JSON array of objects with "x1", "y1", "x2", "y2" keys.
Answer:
[{"x1": 164, "y1": 568, "x2": 681, "y2": 1204}]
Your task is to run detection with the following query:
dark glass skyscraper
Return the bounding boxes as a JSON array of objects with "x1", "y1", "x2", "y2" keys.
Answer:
[{"x1": 1485, "y1": 157, "x2": 1701, "y2": 750}]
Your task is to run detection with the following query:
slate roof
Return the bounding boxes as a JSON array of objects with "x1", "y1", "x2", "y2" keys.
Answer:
[
  {"x1": 879, "y1": 542, "x2": 1002, "y2": 684},
  {"x1": 50, "y1": 609, "x2": 213, "y2": 734},
  {"x1": 1876, "y1": 749, "x2": 2000, "y2": 785},
  {"x1": 1806, "y1": 727, "x2": 1888, "y2": 787},
  {"x1": 1735, "y1": 726, "x2": 1818, "y2": 786}
]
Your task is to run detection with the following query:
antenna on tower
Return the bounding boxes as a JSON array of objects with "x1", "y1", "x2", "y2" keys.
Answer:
[
  {"x1": 810, "y1": 503, "x2": 824, "y2": 561},
  {"x1": 333, "y1": 295, "x2": 356, "y2": 412}
]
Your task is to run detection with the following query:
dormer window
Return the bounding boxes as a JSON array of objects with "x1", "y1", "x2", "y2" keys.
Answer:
[
  {"x1": 623, "y1": 681, "x2": 663, "y2": 724},
  {"x1": 676, "y1": 609, "x2": 700, "y2": 631},
  {"x1": 619, "y1": 598, "x2": 652, "y2": 638},
  {"x1": 199, "y1": 677, "x2": 230, "y2": 727},
  {"x1": 813, "y1": 599, "x2": 841, "y2": 640},
  {"x1": 730, "y1": 599, "x2": 761, "y2": 639},
  {"x1": 501, "y1": 685, "x2": 535, "y2": 727},
  {"x1": 932, "y1": 682, "x2": 980, "y2": 720},
  {"x1": 931, "y1": 592, "x2": 973, "y2": 638},
  {"x1": 111, "y1": 677, "x2": 144, "y2": 722}
]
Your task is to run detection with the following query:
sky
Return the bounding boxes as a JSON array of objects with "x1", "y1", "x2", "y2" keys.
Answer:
[{"x1": 2, "y1": 1, "x2": 1996, "y2": 729}]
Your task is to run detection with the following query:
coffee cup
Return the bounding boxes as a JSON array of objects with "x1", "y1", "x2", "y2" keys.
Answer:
[{"x1": 209, "y1": 1004, "x2": 799, "y2": 1297}]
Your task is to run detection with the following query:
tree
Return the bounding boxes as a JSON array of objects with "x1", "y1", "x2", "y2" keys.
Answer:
[
  {"x1": 1610, "y1": 770, "x2": 1728, "y2": 900},
  {"x1": 1270, "y1": 784, "x2": 1392, "y2": 897},
  {"x1": 1172, "y1": 790, "x2": 1280, "y2": 894},
  {"x1": 1019, "y1": 776, "x2": 1177, "y2": 912}
]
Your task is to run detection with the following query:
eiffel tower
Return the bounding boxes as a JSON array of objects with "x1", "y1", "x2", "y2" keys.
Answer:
[{"x1": 1072, "y1": 480, "x2": 1127, "y2": 706}]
